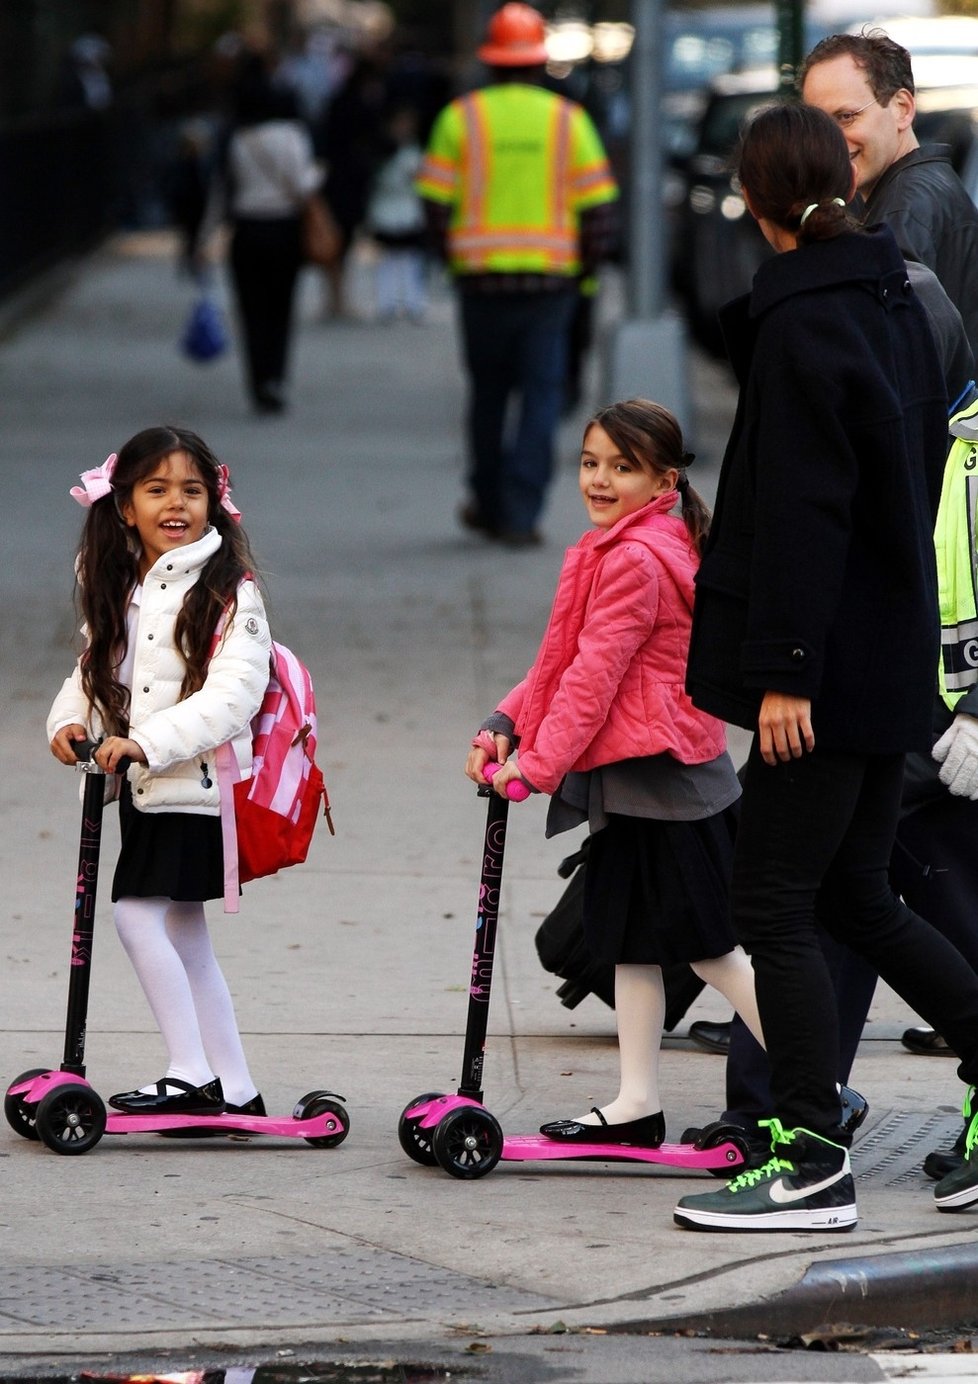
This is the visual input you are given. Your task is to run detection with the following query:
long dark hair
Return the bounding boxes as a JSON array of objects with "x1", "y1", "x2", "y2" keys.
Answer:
[
  {"x1": 75, "y1": 426, "x2": 260, "y2": 736},
  {"x1": 736, "y1": 102, "x2": 861, "y2": 244},
  {"x1": 585, "y1": 399, "x2": 711, "y2": 554}
]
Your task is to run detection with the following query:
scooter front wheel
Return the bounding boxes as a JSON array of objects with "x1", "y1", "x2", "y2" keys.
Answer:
[
  {"x1": 398, "y1": 1091, "x2": 445, "y2": 1167},
  {"x1": 35, "y1": 1083, "x2": 107, "y2": 1155},
  {"x1": 294, "y1": 1091, "x2": 350, "y2": 1148},
  {"x1": 701, "y1": 1124, "x2": 751, "y2": 1177},
  {"x1": 4, "y1": 1068, "x2": 48, "y2": 1141},
  {"x1": 432, "y1": 1105, "x2": 503, "y2": 1180}
]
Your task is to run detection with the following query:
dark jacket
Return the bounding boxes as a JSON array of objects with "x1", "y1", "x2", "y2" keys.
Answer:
[
  {"x1": 686, "y1": 224, "x2": 947, "y2": 754},
  {"x1": 864, "y1": 145, "x2": 978, "y2": 359}
]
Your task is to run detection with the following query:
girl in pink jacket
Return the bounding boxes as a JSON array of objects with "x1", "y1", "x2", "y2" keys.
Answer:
[{"x1": 465, "y1": 399, "x2": 764, "y2": 1149}]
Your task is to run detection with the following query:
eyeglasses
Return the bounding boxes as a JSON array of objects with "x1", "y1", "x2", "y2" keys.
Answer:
[{"x1": 833, "y1": 97, "x2": 879, "y2": 129}]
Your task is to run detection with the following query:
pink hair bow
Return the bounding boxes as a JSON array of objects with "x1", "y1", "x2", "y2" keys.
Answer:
[
  {"x1": 217, "y1": 463, "x2": 242, "y2": 522},
  {"x1": 69, "y1": 453, "x2": 117, "y2": 508}
]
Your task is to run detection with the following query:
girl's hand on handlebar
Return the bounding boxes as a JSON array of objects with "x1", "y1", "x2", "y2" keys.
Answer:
[
  {"x1": 95, "y1": 736, "x2": 146, "y2": 773},
  {"x1": 465, "y1": 731, "x2": 513, "y2": 784},
  {"x1": 50, "y1": 725, "x2": 89, "y2": 765},
  {"x1": 485, "y1": 758, "x2": 525, "y2": 798},
  {"x1": 758, "y1": 692, "x2": 814, "y2": 765}
]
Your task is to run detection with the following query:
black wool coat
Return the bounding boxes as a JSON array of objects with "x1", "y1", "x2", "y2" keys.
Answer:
[{"x1": 686, "y1": 225, "x2": 948, "y2": 754}]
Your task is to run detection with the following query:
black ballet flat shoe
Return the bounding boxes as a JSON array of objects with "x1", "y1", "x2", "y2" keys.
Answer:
[
  {"x1": 539, "y1": 1107, "x2": 665, "y2": 1147},
  {"x1": 109, "y1": 1076, "x2": 226, "y2": 1115},
  {"x1": 157, "y1": 1090, "x2": 266, "y2": 1139}
]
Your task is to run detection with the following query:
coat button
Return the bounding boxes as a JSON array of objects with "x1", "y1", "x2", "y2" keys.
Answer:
[
  {"x1": 143, "y1": 685, "x2": 150, "y2": 693},
  {"x1": 136, "y1": 787, "x2": 144, "y2": 795},
  {"x1": 791, "y1": 647, "x2": 805, "y2": 660},
  {"x1": 160, "y1": 583, "x2": 166, "y2": 590},
  {"x1": 166, "y1": 564, "x2": 173, "y2": 571},
  {"x1": 147, "y1": 633, "x2": 154, "y2": 640}
]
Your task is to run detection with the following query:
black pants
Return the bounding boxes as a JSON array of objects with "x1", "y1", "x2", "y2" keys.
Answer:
[
  {"x1": 458, "y1": 287, "x2": 576, "y2": 536},
  {"x1": 732, "y1": 740, "x2": 978, "y2": 1139},
  {"x1": 229, "y1": 217, "x2": 302, "y2": 403},
  {"x1": 724, "y1": 775, "x2": 978, "y2": 1125}
]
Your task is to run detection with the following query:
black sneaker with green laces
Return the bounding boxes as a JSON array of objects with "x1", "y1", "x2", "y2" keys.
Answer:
[
  {"x1": 934, "y1": 1087, "x2": 978, "y2": 1212},
  {"x1": 674, "y1": 1120, "x2": 857, "y2": 1232}
]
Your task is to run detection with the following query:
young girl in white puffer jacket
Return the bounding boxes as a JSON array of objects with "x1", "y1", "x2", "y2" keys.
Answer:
[{"x1": 48, "y1": 426, "x2": 271, "y2": 1121}]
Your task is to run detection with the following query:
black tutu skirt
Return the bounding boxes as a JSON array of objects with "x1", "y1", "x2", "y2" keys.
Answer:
[
  {"x1": 111, "y1": 781, "x2": 225, "y2": 903},
  {"x1": 582, "y1": 806, "x2": 739, "y2": 967}
]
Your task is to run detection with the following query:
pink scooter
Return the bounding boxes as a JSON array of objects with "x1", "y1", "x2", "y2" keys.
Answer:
[
  {"x1": 398, "y1": 768, "x2": 748, "y2": 1180},
  {"x1": 5, "y1": 742, "x2": 349, "y2": 1156}
]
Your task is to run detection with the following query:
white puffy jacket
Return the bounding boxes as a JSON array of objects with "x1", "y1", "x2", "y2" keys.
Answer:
[{"x1": 47, "y1": 528, "x2": 272, "y2": 815}]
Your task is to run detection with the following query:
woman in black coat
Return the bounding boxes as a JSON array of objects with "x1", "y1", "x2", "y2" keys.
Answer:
[{"x1": 674, "y1": 102, "x2": 978, "y2": 1233}]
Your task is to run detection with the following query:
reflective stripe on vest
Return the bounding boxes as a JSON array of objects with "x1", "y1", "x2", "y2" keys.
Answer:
[{"x1": 936, "y1": 396, "x2": 978, "y2": 708}]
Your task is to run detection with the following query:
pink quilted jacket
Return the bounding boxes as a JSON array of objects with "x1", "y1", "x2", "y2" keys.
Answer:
[{"x1": 497, "y1": 494, "x2": 727, "y2": 794}]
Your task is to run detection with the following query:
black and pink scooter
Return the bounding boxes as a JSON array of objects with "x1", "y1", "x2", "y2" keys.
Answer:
[
  {"x1": 398, "y1": 768, "x2": 749, "y2": 1180},
  {"x1": 4, "y1": 741, "x2": 349, "y2": 1156}
]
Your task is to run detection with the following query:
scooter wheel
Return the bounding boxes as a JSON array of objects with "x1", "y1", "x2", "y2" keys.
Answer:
[
  {"x1": 4, "y1": 1068, "x2": 48, "y2": 1141},
  {"x1": 294, "y1": 1092, "x2": 349, "y2": 1148},
  {"x1": 397, "y1": 1091, "x2": 445, "y2": 1167},
  {"x1": 701, "y1": 1125, "x2": 751, "y2": 1177},
  {"x1": 35, "y1": 1083, "x2": 107, "y2": 1155},
  {"x1": 432, "y1": 1105, "x2": 503, "y2": 1180}
]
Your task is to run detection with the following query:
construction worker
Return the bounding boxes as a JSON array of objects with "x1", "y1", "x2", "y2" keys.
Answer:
[{"x1": 416, "y1": 2, "x2": 619, "y2": 547}]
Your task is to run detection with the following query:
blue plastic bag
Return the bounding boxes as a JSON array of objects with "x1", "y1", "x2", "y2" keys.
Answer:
[{"x1": 181, "y1": 294, "x2": 228, "y2": 363}]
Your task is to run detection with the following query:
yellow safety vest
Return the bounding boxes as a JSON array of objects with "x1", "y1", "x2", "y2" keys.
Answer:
[
  {"x1": 415, "y1": 83, "x2": 618, "y2": 277},
  {"x1": 935, "y1": 393, "x2": 978, "y2": 709}
]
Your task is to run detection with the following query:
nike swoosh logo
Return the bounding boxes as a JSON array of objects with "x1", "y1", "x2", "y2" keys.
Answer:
[{"x1": 768, "y1": 1170, "x2": 847, "y2": 1204}]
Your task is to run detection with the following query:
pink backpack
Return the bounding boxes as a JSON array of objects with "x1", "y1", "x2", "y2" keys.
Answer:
[{"x1": 214, "y1": 635, "x2": 333, "y2": 913}]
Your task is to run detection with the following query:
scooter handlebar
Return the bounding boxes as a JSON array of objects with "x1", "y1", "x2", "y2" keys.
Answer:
[
  {"x1": 483, "y1": 760, "x2": 531, "y2": 802},
  {"x1": 74, "y1": 738, "x2": 132, "y2": 775}
]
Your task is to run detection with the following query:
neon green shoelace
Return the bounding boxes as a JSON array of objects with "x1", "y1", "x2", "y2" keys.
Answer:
[
  {"x1": 964, "y1": 1086, "x2": 978, "y2": 1159},
  {"x1": 726, "y1": 1155, "x2": 795, "y2": 1192},
  {"x1": 725, "y1": 1117, "x2": 796, "y2": 1192}
]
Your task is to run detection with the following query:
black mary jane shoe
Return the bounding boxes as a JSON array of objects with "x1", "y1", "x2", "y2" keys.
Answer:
[
  {"x1": 108, "y1": 1076, "x2": 226, "y2": 1115},
  {"x1": 157, "y1": 1091, "x2": 266, "y2": 1139},
  {"x1": 539, "y1": 1107, "x2": 665, "y2": 1147}
]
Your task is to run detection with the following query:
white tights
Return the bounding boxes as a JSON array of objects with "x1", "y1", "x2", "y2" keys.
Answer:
[
  {"x1": 113, "y1": 896, "x2": 258, "y2": 1105},
  {"x1": 573, "y1": 947, "x2": 764, "y2": 1126}
]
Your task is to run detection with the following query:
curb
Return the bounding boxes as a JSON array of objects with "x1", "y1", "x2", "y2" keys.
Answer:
[{"x1": 614, "y1": 1240, "x2": 978, "y2": 1340}]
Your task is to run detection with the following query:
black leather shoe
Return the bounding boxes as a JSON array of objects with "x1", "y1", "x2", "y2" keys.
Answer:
[
  {"x1": 109, "y1": 1076, "x2": 225, "y2": 1115},
  {"x1": 539, "y1": 1108, "x2": 665, "y2": 1147},
  {"x1": 902, "y1": 1026, "x2": 955, "y2": 1056},
  {"x1": 157, "y1": 1091, "x2": 266, "y2": 1139},
  {"x1": 688, "y1": 1020, "x2": 732, "y2": 1054},
  {"x1": 839, "y1": 1084, "x2": 869, "y2": 1138}
]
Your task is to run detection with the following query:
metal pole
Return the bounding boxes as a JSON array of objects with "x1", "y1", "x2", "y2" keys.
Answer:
[{"x1": 629, "y1": 0, "x2": 664, "y2": 319}]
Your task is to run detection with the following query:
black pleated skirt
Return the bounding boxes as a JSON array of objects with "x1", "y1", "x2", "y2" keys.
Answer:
[
  {"x1": 111, "y1": 781, "x2": 225, "y2": 903},
  {"x1": 582, "y1": 806, "x2": 739, "y2": 967}
]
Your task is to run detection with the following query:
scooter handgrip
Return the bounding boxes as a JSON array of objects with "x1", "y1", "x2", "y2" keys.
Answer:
[
  {"x1": 483, "y1": 761, "x2": 531, "y2": 801},
  {"x1": 74, "y1": 739, "x2": 131, "y2": 773}
]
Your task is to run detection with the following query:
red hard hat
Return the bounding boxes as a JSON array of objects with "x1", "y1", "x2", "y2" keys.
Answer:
[{"x1": 478, "y1": 3, "x2": 549, "y2": 67}]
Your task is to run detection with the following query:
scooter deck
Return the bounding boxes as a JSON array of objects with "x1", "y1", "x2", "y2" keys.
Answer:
[
  {"x1": 406, "y1": 1095, "x2": 744, "y2": 1172},
  {"x1": 499, "y1": 1133, "x2": 742, "y2": 1169},
  {"x1": 10, "y1": 1070, "x2": 347, "y2": 1143}
]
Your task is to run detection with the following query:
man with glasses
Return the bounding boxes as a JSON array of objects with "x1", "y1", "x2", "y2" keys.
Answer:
[{"x1": 800, "y1": 30, "x2": 978, "y2": 354}]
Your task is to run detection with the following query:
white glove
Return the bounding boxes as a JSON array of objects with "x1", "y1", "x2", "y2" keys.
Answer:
[{"x1": 932, "y1": 714, "x2": 978, "y2": 799}]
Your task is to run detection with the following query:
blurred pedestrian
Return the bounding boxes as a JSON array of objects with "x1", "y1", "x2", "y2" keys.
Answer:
[
  {"x1": 366, "y1": 105, "x2": 427, "y2": 322},
  {"x1": 673, "y1": 103, "x2": 978, "y2": 1232},
  {"x1": 318, "y1": 53, "x2": 388, "y2": 319},
  {"x1": 226, "y1": 59, "x2": 321, "y2": 413},
  {"x1": 416, "y1": 3, "x2": 619, "y2": 547}
]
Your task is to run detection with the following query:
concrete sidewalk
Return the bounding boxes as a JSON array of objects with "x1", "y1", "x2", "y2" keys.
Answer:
[{"x1": 1, "y1": 233, "x2": 976, "y2": 1368}]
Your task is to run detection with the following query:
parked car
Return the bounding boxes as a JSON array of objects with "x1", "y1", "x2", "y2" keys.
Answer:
[{"x1": 671, "y1": 55, "x2": 978, "y2": 354}]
